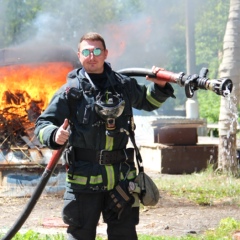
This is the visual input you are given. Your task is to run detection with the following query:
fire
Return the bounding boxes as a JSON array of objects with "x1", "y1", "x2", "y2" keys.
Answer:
[
  {"x1": 105, "y1": 16, "x2": 152, "y2": 60},
  {"x1": 0, "y1": 62, "x2": 74, "y2": 122}
]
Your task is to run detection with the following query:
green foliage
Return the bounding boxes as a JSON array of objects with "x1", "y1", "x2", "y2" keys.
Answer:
[
  {"x1": 13, "y1": 230, "x2": 40, "y2": 239},
  {"x1": 156, "y1": 165, "x2": 240, "y2": 206},
  {"x1": 197, "y1": 91, "x2": 220, "y2": 123},
  {"x1": 0, "y1": 0, "x2": 231, "y2": 121},
  {"x1": 202, "y1": 217, "x2": 240, "y2": 240},
  {"x1": 0, "y1": 0, "x2": 42, "y2": 46},
  {"x1": 7, "y1": 230, "x2": 66, "y2": 240},
  {"x1": 2, "y1": 218, "x2": 240, "y2": 240},
  {"x1": 195, "y1": 0, "x2": 230, "y2": 79},
  {"x1": 0, "y1": 0, "x2": 145, "y2": 48}
]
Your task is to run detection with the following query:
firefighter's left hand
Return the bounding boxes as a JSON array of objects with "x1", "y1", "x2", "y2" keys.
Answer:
[{"x1": 146, "y1": 66, "x2": 167, "y2": 87}]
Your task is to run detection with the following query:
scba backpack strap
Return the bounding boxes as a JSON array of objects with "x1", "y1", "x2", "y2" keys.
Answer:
[
  {"x1": 65, "y1": 79, "x2": 83, "y2": 124},
  {"x1": 63, "y1": 76, "x2": 82, "y2": 178},
  {"x1": 128, "y1": 125, "x2": 160, "y2": 206}
]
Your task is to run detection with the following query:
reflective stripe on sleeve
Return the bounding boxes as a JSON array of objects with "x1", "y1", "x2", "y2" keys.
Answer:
[
  {"x1": 146, "y1": 88, "x2": 162, "y2": 108},
  {"x1": 39, "y1": 125, "x2": 57, "y2": 144}
]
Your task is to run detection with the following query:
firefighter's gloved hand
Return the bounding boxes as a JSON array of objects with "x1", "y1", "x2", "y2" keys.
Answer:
[{"x1": 104, "y1": 180, "x2": 134, "y2": 220}]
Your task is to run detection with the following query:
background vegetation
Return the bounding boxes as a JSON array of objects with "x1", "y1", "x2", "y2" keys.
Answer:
[{"x1": 0, "y1": 0, "x2": 231, "y2": 123}]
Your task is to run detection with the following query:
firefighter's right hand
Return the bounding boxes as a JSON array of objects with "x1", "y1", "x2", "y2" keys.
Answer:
[
  {"x1": 146, "y1": 66, "x2": 167, "y2": 87},
  {"x1": 55, "y1": 118, "x2": 69, "y2": 145}
]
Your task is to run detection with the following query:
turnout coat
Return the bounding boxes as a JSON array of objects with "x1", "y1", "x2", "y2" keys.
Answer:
[{"x1": 34, "y1": 63, "x2": 174, "y2": 193}]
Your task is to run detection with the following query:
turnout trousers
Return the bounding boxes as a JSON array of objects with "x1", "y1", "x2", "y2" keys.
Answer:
[{"x1": 62, "y1": 191, "x2": 139, "y2": 240}]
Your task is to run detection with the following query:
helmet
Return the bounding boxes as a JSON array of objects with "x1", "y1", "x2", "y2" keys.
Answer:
[{"x1": 95, "y1": 91, "x2": 125, "y2": 121}]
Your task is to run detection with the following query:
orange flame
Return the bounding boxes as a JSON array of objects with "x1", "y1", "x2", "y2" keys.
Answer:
[
  {"x1": 0, "y1": 62, "x2": 73, "y2": 121},
  {"x1": 105, "y1": 16, "x2": 152, "y2": 60}
]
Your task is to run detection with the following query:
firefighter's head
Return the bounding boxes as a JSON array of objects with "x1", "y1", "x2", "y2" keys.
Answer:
[{"x1": 78, "y1": 32, "x2": 108, "y2": 74}]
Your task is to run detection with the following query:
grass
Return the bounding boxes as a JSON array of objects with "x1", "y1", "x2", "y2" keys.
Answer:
[
  {"x1": 1, "y1": 165, "x2": 240, "y2": 239},
  {"x1": 1, "y1": 219, "x2": 240, "y2": 240},
  {"x1": 156, "y1": 165, "x2": 240, "y2": 206}
]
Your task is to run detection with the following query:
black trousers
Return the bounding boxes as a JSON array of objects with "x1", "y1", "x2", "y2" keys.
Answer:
[{"x1": 62, "y1": 191, "x2": 139, "y2": 240}]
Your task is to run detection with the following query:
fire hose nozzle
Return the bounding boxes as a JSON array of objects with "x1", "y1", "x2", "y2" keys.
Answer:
[
  {"x1": 181, "y1": 72, "x2": 233, "y2": 98},
  {"x1": 117, "y1": 67, "x2": 233, "y2": 98},
  {"x1": 204, "y1": 78, "x2": 233, "y2": 97}
]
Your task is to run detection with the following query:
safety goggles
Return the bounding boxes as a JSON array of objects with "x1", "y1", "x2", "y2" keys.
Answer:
[{"x1": 81, "y1": 48, "x2": 102, "y2": 57}]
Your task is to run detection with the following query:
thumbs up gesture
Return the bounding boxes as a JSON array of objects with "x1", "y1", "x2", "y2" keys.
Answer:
[{"x1": 55, "y1": 119, "x2": 69, "y2": 145}]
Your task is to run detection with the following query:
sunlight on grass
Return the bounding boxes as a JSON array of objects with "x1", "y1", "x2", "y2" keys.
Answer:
[
  {"x1": 201, "y1": 217, "x2": 240, "y2": 240},
  {"x1": 155, "y1": 165, "x2": 240, "y2": 206},
  {"x1": 2, "y1": 218, "x2": 240, "y2": 240}
]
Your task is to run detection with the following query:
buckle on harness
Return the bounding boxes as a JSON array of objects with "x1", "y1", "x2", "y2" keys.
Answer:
[
  {"x1": 99, "y1": 150, "x2": 108, "y2": 165},
  {"x1": 99, "y1": 149, "x2": 128, "y2": 165}
]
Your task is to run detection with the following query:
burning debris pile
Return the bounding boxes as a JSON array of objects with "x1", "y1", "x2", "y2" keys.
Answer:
[
  {"x1": 0, "y1": 63, "x2": 73, "y2": 159},
  {"x1": 0, "y1": 44, "x2": 80, "y2": 167},
  {"x1": 0, "y1": 93, "x2": 42, "y2": 165},
  {"x1": 0, "y1": 88, "x2": 41, "y2": 150}
]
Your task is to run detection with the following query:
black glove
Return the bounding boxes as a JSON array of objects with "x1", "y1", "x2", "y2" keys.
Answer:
[{"x1": 104, "y1": 180, "x2": 134, "y2": 220}]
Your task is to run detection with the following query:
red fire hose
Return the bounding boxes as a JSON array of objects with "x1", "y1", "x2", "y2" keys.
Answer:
[
  {"x1": 117, "y1": 67, "x2": 233, "y2": 98},
  {"x1": 1, "y1": 135, "x2": 68, "y2": 240}
]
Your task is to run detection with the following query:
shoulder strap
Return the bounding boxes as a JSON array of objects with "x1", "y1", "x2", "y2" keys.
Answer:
[
  {"x1": 65, "y1": 75, "x2": 82, "y2": 123},
  {"x1": 128, "y1": 115, "x2": 144, "y2": 174},
  {"x1": 128, "y1": 116, "x2": 147, "y2": 196},
  {"x1": 114, "y1": 71, "x2": 144, "y2": 173}
]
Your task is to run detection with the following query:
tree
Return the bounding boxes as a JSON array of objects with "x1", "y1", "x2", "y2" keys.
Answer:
[
  {"x1": 195, "y1": 0, "x2": 229, "y2": 124},
  {"x1": 218, "y1": 0, "x2": 240, "y2": 175}
]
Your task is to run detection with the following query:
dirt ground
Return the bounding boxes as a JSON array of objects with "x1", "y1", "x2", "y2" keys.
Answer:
[{"x1": 0, "y1": 173, "x2": 240, "y2": 239}]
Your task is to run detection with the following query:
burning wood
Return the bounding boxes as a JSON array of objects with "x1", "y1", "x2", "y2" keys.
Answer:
[
  {"x1": 0, "y1": 88, "x2": 44, "y2": 151},
  {"x1": 0, "y1": 61, "x2": 75, "y2": 164},
  {"x1": 0, "y1": 110, "x2": 35, "y2": 150},
  {"x1": 2, "y1": 90, "x2": 42, "y2": 121}
]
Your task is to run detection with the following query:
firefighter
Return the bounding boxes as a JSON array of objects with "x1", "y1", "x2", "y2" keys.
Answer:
[{"x1": 34, "y1": 32, "x2": 175, "y2": 240}]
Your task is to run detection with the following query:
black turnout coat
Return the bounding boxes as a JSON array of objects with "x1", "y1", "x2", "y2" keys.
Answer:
[{"x1": 34, "y1": 63, "x2": 174, "y2": 192}]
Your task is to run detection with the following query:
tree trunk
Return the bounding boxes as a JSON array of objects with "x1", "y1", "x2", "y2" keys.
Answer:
[{"x1": 218, "y1": 0, "x2": 240, "y2": 176}]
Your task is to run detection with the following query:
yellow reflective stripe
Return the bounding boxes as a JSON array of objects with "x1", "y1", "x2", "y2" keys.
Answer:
[
  {"x1": 120, "y1": 170, "x2": 137, "y2": 180},
  {"x1": 104, "y1": 135, "x2": 115, "y2": 190},
  {"x1": 105, "y1": 165, "x2": 115, "y2": 190},
  {"x1": 66, "y1": 174, "x2": 88, "y2": 185},
  {"x1": 90, "y1": 175, "x2": 103, "y2": 185},
  {"x1": 146, "y1": 88, "x2": 162, "y2": 108},
  {"x1": 39, "y1": 125, "x2": 57, "y2": 144},
  {"x1": 105, "y1": 135, "x2": 113, "y2": 150}
]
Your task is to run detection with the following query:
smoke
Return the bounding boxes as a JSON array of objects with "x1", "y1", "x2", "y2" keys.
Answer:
[
  {"x1": 0, "y1": 0, "x2": 185, "y2": 71},
  {"x1": 33, "y1": 14, "x2": 59, "y2": 41}
]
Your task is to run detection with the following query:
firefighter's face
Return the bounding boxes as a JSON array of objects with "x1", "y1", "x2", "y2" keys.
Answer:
[{"x1": 78, "y1": 40, "x2": 108, "y2": 74}]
